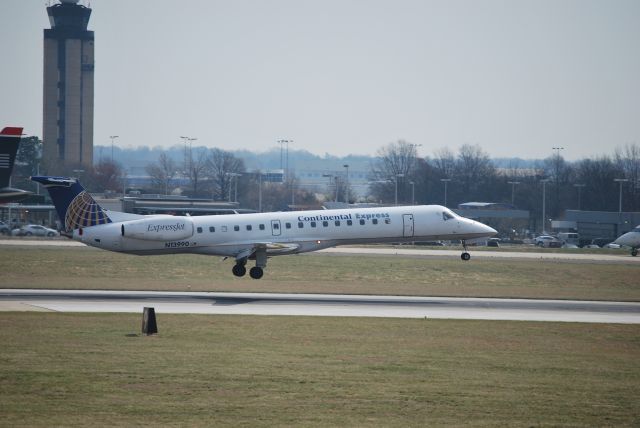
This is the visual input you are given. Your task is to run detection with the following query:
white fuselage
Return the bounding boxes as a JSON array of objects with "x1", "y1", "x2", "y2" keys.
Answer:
[
  {"x1": 614, "y1": 226, "x2": 640, "y2": 249},
  {"x1": 74, "y1": 205, "x2": 496, "y2": 258}
]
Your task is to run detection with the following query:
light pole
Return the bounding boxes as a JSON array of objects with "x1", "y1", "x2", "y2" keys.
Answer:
[
  {"x1": 122, "y1": 169, "x2": 127, "y2": 196},
  {"x1": 409, "y1": 181, "x2": 415, "y2": 205},
  {"x1": 109, "y1": 135, "x2": 119, "y2": 162},
  {"x1": 322, "y1": 174, "x2": 336, "y2": 202},
  {"x1": 541, "y1": 178, "x2": 550, "y2": 233},
  {"x1": 574, "y1": 184, "x2": 585, "y2": 210},
  {"x1": 257, "y1": 171, "x2": 263, "y2": 212},
  {"x1": 440, "y1": 178, "x2": 451, "y2": 207},
  {"x1": 226, "y1": 173, "x2": 241, "y2": 202},
  {"x1": 395, "y1": 173, "x2": 404, "y2": 206},
  {"x1": 343, "y1": 164, "x2": 349, "y2": 204},
  {"x1": 277, "y1": 139, "x2": 292, "y2": 180},
  {"x1": 507, "y1": 181, "x2": 520, "y2": 206},
  {"x1": 614, "y1": 178, "x2": 629, "y2": 213},
  {"x1": 180, "y1": 136, "x2": 197, "y2": 182}
]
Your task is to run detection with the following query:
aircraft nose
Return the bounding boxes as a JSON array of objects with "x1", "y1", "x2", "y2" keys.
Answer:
[{"x1": 482, "y1": 223, "x2": 498, "y2": 237}]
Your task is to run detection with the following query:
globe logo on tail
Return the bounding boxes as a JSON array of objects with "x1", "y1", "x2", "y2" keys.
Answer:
[{"x1": 65, "y1": 190, "x2": 112, "y2": 231}]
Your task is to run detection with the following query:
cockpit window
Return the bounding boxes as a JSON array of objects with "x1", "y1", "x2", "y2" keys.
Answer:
[{"x1": 442, "y1": 210, "x2": 455, "y2": 221}]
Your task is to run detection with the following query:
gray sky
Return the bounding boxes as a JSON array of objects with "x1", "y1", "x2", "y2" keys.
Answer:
[{"x1": 1, "y1": 0, "x2": 639, "y2": 160}]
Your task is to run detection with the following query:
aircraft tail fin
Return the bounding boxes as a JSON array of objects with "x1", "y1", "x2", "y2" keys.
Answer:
[
  {"x1": 31, "y1": 176, "x2": 112, "y2": 231},
  {"x1": 0, "y1": 127, "x2": 24, "y2": 188}
]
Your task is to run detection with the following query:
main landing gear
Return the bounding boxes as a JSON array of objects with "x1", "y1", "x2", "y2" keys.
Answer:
[
  {"x1": 461, "y1": 240, "x2": 471, "y2": 261},
  {"x1": 232, "y1": 247, "x2": 268, "y2": 279}
]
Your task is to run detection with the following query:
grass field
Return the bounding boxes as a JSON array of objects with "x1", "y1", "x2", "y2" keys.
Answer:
[
  {"x1": 1, "y1": 245, "x2": 639, "y2": 301},
  {"x1": 1, "y1": 313, "x2": 639, "y2": 426}
]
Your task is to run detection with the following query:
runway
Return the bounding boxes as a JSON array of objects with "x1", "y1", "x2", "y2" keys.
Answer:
[
  {"x1": 1, "y1": 239, "x2": 636, "y2": 263},
  {"x1": 1, "y1": 289, "x2": 639, "y2": 324}
]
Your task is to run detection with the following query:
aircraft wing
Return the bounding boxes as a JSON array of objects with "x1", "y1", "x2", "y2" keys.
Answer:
[
  {"x1": 235, "y1": 242, "x2": 300, "y2": 260},
  {"x1": 258, "y1": 242, "x2": 301, "y2": 255}
]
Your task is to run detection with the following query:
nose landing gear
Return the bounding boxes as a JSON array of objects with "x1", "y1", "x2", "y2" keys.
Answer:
[{"x1": 461, "y1": 240, "x2": 471, "y2": 261}]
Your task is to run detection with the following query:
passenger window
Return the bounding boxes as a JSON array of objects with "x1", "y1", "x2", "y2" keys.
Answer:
[
  {"x1": 335, "y1": 220, "x2": 341, "y2": 226},
  {"x1": 246, "y1": 225, "x2": 252, "y2": 231},
  {"x1": 259, "y1": 224, "x2": 265, "y2": 230},
  {"x1": 347, "y1": 220, "x2": 353, "y2": 226},
  {"x1": 298, "y1": 222, "x2": 304, "y2": 228},
  {"x1": 221, "y1": 226, "x2": 228, "y2": 232},
  {"x1": 322, "y1": 221, "x2": 328, "y2": 227},
  {"x1": 285, "y1": 222, "x2": 291, "y2": 229},
  {"x1": 209, "y1": 226, "x2": 215, "y2": 232},
  {"x1": 273, "y1": 223, "x2": 279, "y2": 229},
  {"x1": 372, "y1": 218, "x2": 378, "y2": 225},
  {"x1": 384, "y1": 218, "x2": 391, "y2": 224},
  {"x1": 359, "y1": 219, "x2": 365, "y2": 225},
  {"x1": 234, "y1": 225, "x2": 240, "y2": 231},
  {"x1": 310, "y1": 221, "x2": 316, "y2": 228},
  {"x1": 197, "y1": 227, "x2": 203, "y2": 233}
]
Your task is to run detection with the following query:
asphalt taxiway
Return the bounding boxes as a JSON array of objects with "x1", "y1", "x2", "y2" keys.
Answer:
[{"x1": 1, "y1": 289, "x2": 639, "y2": 324}]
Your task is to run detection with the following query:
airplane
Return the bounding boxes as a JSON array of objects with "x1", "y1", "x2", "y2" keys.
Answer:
[
  {"x1": 0, "y1": 126, "x2": 32, "y2": 204},
  {"x1": 32, "y1": 175, "x2": 497, "y2": 279},
  {"x1": 613, "y1": 225, "x2": 640, "y2": 257}
]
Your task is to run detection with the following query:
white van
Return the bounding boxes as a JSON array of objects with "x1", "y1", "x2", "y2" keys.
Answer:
[{"x1": 557, "y1": 232, "x2": 579, "y2": 246}]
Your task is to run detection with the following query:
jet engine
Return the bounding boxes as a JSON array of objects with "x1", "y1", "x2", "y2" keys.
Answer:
[{"x1": 120, "y1": 216, "x2": 194, "y2": 241}]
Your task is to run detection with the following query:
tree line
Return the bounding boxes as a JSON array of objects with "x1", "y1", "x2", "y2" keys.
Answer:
[
  {"x1": 369, "y1": 141, "x2": 640, "y2": 227},
  {"x1": 11, "y1": 137, "x2": 640, "y2": 219}
]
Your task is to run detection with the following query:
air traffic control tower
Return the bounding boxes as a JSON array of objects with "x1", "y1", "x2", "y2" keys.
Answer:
[{"x1": 43, "y1": 0, "x2": 94, "y2": 170}]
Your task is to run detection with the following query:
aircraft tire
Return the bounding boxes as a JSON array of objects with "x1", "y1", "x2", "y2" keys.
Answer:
[
  {"x1": 232, "y1": 264, "x2": 247, "y2": 277},
  {"x1": 249, "y1": 266, "x2": 264, "y2": 279},
  {"x1": 632, "y1": 248, "x2": 638, "y2": 257},
  {"x1": 461, "y1": 252, "x2": 471, "y2": 261}
]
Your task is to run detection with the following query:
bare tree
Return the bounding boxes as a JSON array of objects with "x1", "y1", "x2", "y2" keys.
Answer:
[
  {"x1": 573, "y1": 156, "x2": 620, "y2": 211},
  {"x1": 86, "y1": 159, "x2": 122, "y2": 193},
  {"x1": 145, "y1": 152, "x2": 177, "y2": 194},
  {"x1": 454, "y1": 144, "x2": 496, "y2": 202},
  {"x1": 368, "y1": 140, "x2": 420, "y2": 204},
  {"x1": 206, "y1": 148, "x2": 245, "y2": 201},
  {"x1": 185, "y1": 148, "x2": 209, "y2": 197},
  {"x1": 431, "y1": 147, "x2": 456, "y2": 178}
]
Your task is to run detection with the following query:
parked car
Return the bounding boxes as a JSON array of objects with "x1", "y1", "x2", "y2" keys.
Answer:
[
  {"x1": 487, "y1": 238, "x2": 501, "y2": 247},
  {"x1": 0, "y1": 221, "x2": 10, "y2": 235},
  {"x1": 11, "y1": 224, "x2": 60, "y2": 237},
  {"x1": 534, "y1": 235, "x2": 562, "y2": 248},
  {"x1": 591, "y1": 238, "x2": 612, "y2": 248}
]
